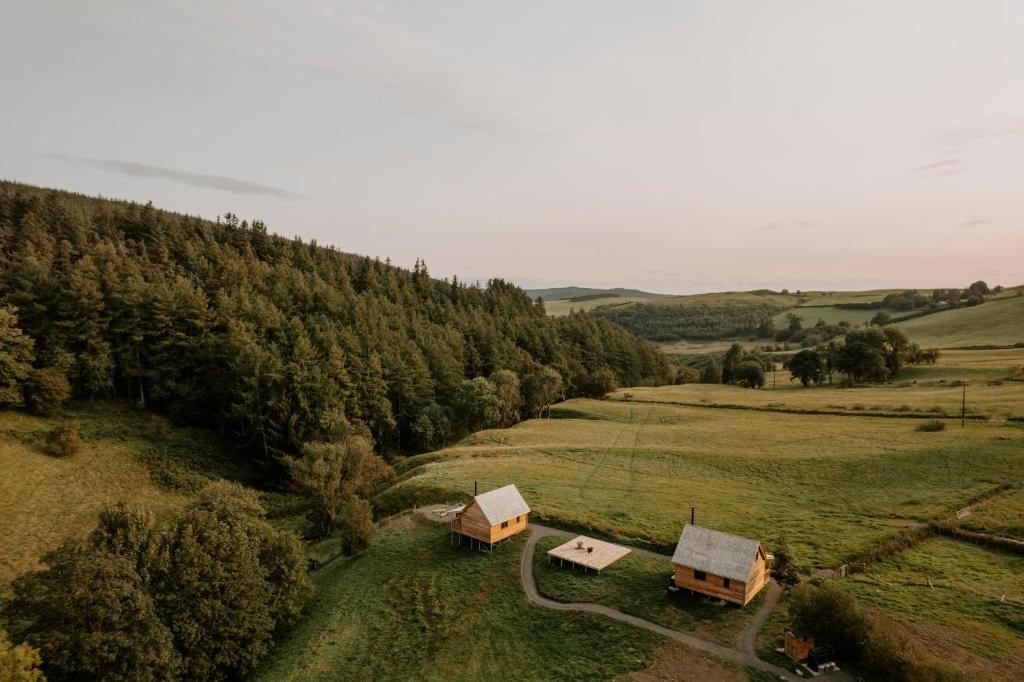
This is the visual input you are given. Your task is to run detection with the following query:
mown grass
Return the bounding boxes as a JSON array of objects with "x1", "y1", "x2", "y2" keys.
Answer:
[
  {"x1": 845, "y1": 537, "x2": 1024, "y2": 675},
  {"x1": 254, "y1": 523, "x2": 677, "y2": 681},
  {"x1": 532, "y1": 536, "x2": 762, "y2": 646},
  {"x1": 960, "y1": 486, "x2": 1024, "y2": 540},
  {"x1": 545, "y1": 295, "x2": 655, "y2": 316},
  {"x1": 381, "y1": 398, "x2": 1024, "y2": 568}
]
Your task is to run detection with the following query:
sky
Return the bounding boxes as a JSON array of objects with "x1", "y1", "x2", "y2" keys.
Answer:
[{"x1": 1, "y1": 1, "x2": 1022, "y2": 294}]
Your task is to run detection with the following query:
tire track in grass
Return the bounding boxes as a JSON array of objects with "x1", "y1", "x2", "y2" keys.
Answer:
[{"x1": 577, "y1": 407, "x2": 635, "y2": 500}]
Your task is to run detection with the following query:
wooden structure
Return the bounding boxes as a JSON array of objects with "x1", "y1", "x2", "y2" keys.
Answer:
[
  {"x1": 450, "y1": 484, "x2": 530, "y2": 549},
  {"x1": 547, "y1": 536, "x2": 630, "y2": 572},
  {"x1": 670, "y1": 524, "x2": 769, "y2": 606},
  {"x1": 785, "y1": 630, "x2": 814, "y2": 662}
]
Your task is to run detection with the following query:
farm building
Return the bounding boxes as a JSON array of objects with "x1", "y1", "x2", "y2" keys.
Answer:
[
  {"x1": 670, "y1": 524, "x2": 769, "y2": 606},
  {"x1": 450, "y1": 484, "x2": 530, "y2": 548}
]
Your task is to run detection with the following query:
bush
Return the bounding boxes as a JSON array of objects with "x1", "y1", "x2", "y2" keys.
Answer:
[
  {"x1": 917, "y1": 419, "x2": 946, "y2": 432},
  {"x1": 23, "y1": 368, "x2": 71, "y2": 416},
  {"x1": 0, "y1": 628, "x2": 45, "y2": 682},
  {"x1": 145, "y1": 414, "x2": 172, "y2": 440},
  {"x1": 338, "y1": 497, "x2": 376, "y2": 554},
  {"x1": 43, "y1": 422, "x2": 84, "y2": 458}
]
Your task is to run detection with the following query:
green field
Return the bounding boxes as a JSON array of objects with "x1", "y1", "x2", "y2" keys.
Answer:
[
  {"x1": 614, "y1": 355, "x2": 1024, "y2": 419},
  {"x1": 255, "y1": 522, "x2": 673, "y2": 681},
  {"x1": 897, "y1": 295, "x2": 1024, "y2": 347},
  {"x1": 959, "y1": 487, "x2": 1024, "y2": 540},
  {"x1": 845, "y1": 537, "x2": 1024, "y2": 676},
  {"x1": 382, "y1": 397, "x2": 1024, "y2": 568},
  {"x1": 545, "y1": 295, "x2": 658, "y2": 316},
  {"x1": 533, "y1": 536, "x2": 762, "y2": 646}
]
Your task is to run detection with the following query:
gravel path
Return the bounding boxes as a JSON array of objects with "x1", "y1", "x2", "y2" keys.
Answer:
[{"x1": 523, "y1": 524, "x2": 799, "y2": 681}]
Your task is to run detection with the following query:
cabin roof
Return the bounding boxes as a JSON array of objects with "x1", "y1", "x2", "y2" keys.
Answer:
[
  {"x1": 671, "y1": 524, "x2": 761, "y2": 582},
  {"x1": 472, "y1": 484, "x2": 530, "y2": 525}
]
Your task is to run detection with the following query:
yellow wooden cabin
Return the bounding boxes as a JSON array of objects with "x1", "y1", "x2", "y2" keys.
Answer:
[
  {"x1": 450, "y1": 484, "x2": 530, "y2": 548},
  {"x1": 670, "y1": 525, "x2": 769, "y2": 607}
]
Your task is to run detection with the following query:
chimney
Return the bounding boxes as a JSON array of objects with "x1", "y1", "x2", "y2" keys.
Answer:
[
  {"x1": 691, "y1": 506, "x2": 696, "y2": 525},
  {"x1": 474, "y1": 481, "x2": 478, "y2": 496}
]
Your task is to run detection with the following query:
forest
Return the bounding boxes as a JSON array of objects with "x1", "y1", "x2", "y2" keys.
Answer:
[
  {"x1": 593, "y1": 300, "x2": 787, "y2": 341},
  {"x1": 0, "y1": 182, "x2": 671, "y2": 465}
]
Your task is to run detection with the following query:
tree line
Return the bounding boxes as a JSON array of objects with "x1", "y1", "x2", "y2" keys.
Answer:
[
  {"x1": 0, "y1": 182, "x2": 671, "y2": 466},
  {"x1": 593, "y1": 301, "x2": 788, "y2": 341}
]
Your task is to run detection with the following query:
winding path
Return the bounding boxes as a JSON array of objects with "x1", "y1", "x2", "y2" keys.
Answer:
[{"x1": 522, "y1": 524, "x2": 799, "y2": 681}]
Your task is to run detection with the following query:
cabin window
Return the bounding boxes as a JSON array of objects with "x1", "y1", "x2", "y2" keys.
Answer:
[
  {"x1": 501, "y1": 520, "x2": 509, "y2": 529},
  {"x1": 723, "y1": 578, "x2": 731, "y2": 589},
  {"x1": 693, "y1": 570, "x2": 706, "y2": 581}
]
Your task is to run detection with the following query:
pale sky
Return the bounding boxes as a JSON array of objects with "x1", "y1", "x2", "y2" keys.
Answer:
[{"x1": 2, "y1": 1, "x2": 1022, "y2": 293}]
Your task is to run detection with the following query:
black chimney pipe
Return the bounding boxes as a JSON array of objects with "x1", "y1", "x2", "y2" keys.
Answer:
[
  {"x1": 474, "y1": 481, "x2": 478, "y2": 496},
  {"x1": 691, "y1": 506, "x2": 695, "y2": 525}
]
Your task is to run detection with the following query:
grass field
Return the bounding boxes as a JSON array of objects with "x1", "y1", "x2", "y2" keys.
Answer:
[
  {"x1": 613, "y1": 363, "x2": 1024, "y2": 419},
  {"x1": 532, "y1": 536, "x2": 762, "y2": 646},
  {"x1": 255, "y1": 522, "x2": 671, "y2": 681},
  {"x1": 896, "y1": 295, "x2": 1024, "y2": 347},
  {"x1": 382, "y1": 397, "x2": 1024, "y2": 568},
  {"x1": 545, "y1": 295, "x2": 656, "y2": 316},
  {"x1": 845, "y1": 537, "x2": 1024, "y2": 676},
  {"x1": 0, "y1": 402, "x2": 267, "y2": 587},
  {"x1": 959, "y1": 486, "x2": 1024, "y2": 540}
]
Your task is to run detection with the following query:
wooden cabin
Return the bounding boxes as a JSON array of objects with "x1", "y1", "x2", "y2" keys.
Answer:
[
  {"x1": 450, "y1": 484, "x2": 530, "y2": 547},
  {"x1": 670, "y1": 524, "x2": 769, "y2": 606}
]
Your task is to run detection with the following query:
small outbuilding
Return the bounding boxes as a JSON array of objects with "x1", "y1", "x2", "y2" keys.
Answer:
[
  {"x1": 450, "y1": 484, "x2": 530, "y2": 549},
  {"x1": 670, "y1": 524, "x2": 769, "y2": 606},
  {"x1": 785, "y1": 630, "x2": 814, "y2": 662}
]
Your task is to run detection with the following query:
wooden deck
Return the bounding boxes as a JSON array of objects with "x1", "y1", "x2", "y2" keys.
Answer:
[{"x1": 547, "y1": 535, "x2": 631, "y2": 572}]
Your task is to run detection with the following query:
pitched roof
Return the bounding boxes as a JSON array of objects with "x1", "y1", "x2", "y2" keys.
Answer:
[
  {"x1": 472, "y1": 484, "x2": 530, "y2": 525},
  {"x1": 671, "y1": 525, "x2": 762, "y2": 582}
]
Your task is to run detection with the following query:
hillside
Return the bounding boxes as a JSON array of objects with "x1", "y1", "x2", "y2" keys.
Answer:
[
  {"x1": 0, "y1": 182, "x2": 670, "y2": 463},
  {"x1": 525, "y1": 286, "x2": 669, "y2": 301}
]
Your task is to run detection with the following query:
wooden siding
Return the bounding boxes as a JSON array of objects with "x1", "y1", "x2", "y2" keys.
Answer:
[
  {"x1": 674, "y1": 545, "x2": 769, "y2": 606},
  {"x1": 452, "y1": 502, "x2": 528, "y2": 543},
  {"x1": 785, "y1": 631, "x2": 814, "y2": 662}
]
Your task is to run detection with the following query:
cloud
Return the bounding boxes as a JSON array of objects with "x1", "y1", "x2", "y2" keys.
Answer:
[
  {"x1": 911, "y1": 157, "x2": 967, "y2": 177},
  {"x1": 44, "y1": 154, "x2": 298, "y2": 198},
  {"x1": 758, "y1": 220, "x2": 815, "y2": 232},
  {"x1": 958, "y1": 215, "x2": 990, "y2": 231}
]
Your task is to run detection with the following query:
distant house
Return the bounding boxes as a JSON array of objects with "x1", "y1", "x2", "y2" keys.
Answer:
[
  {"x1": 450, "y1": 484, "x2": 530, "y2": 548},
  {"x1": 670, "y1": 525, "x2": 769, "y2": 606}
]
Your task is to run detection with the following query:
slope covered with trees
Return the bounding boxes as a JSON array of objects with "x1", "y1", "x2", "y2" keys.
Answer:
[{"x1": 0, "y1": 182, "x2": 670, "y2": 463}]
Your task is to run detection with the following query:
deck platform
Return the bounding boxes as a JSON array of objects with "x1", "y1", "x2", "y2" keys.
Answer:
[{"x1": 547, "y1": 535, "x2": 631, "y2": 572}]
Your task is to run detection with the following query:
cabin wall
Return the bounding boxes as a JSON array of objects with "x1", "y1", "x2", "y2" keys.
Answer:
[
  {"x1": 743, "y1": 553, "x2": 768, "y2": 604},
  {"x1": 452, "y1": 503, "x2": 491, "y2": 542},
  {"x1": 488, "y1": 513, "x2": 528, "y2": 542},
  {"x1": 673, "y1": 565, "x2": 747, "y2": 605},
  {"x1": 453, "y1": 506, "x2": 528, "y2": 543}
]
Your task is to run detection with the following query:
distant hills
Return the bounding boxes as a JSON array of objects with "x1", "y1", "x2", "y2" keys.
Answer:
[{"x1": 525, "y1": 286, "x2": 670, "y2": 301}]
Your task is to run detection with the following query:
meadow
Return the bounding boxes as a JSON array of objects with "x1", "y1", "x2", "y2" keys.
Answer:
[
  {"x1": 532, "y1": 536, "x2": 763, "y2": 646},
  {"x1": 845, "y1": 537, "x2": 1023, "y2": 677},
  {"x1": 255, "y1": 521, "x2": 740, "y2": 682},
  {"x1": 382, "y1": 397, "x2": 1024, "y2": 568},
  {"x1": 614, "y1": 349, "x2": 1024, "y2": 419},
  {"x1": 958, "y1": 486, "x2": 1024, "y2": 540}
]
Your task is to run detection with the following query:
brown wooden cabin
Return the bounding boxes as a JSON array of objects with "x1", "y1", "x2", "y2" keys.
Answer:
[
  {"x1": 450, "y1": 484, "x2": 530, "y2": 548},
  {"x1": 670, "y1": 524, "x2": 769, "y2": 607}
]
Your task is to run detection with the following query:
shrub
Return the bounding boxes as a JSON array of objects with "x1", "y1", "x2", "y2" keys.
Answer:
[
  {"x1": 339, "y1": 497, "x2": 376, "y2": 554},
  {"x1": 145, "y1": 414, "x2": 172, "y2": 440},
  {"x1": 0, "y1": 628, "x2": 45, "y2": 682},
  {"x1": 23, "y1": 368, "x2": 71, "y2": 416},
  {"x1": 43, "y1": 422, "x2": 84, "y2": 458},
  {"x1": 917, "y1": 419, "x2": 946, "y2": 432}
]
